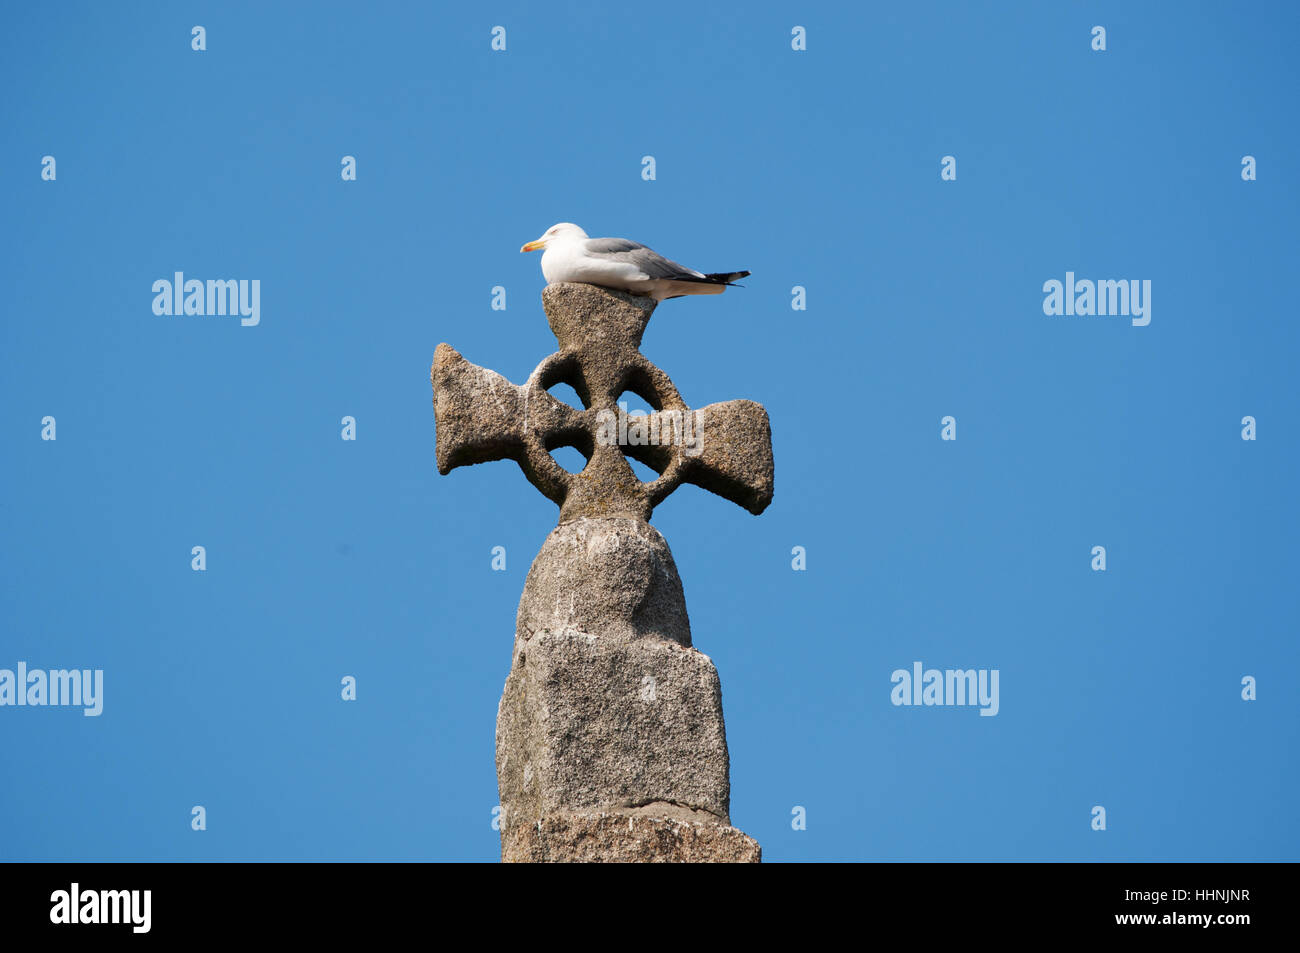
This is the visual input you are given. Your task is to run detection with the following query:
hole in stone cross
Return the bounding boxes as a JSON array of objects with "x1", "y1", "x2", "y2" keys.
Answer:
[
  {"x1": 612, "y1": 380, "x2": 685, "y2": 483},
  {"x1": 540, "y1": 357, "x2": 591, "y2": 410},
  {"x1": 619, "y1": 421, "x2": 671, "y2": 483},
  {"x1": 548, "y1": 446, "x2": 588, "y2": 474},
  {"x1": 612, "y1": 397, "x2": 663, "y2": 484},
  {"x1": 615, "y1": 363, "x2": 669, "y2": 414},
  {"x1": 547, "y1": 382, "x2": 585, "y2": 412},
  {"x1": 625, "y1": 455, "x2": 660, "y2": 483},
  {"x1": 615, "y1": 390, "x2": 655, "y2": 417},
  {"x1": 544, "y1": 429, "x2": 593, "y2": 475}
]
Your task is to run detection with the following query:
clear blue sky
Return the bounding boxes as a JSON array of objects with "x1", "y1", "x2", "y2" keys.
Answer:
[{"x1": 2, "y1": 1, "x2": 1297, "y2": 861}]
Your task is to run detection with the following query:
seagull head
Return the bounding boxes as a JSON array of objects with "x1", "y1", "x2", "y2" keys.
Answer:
[{"x1": 520, "y1": 222, "x2": 588, "y2": 253}]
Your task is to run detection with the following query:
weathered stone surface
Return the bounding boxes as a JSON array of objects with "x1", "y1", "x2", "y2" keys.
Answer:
[
  {"x1": 503, "y1": 811, "x2": 761, "y2": 863},
  {"x1": 514, "y1": 517, "x2": 690, "y2": 650},
  {"x1": 431, "y1": 282, "x2": 774, "y2": 523},
  {"x1": 496, "y1": 628, "x2": 731, "y2": 828}
]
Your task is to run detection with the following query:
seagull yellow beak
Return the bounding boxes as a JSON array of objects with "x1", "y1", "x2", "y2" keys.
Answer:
[{"x1": 520, "y1": 238, "x2": 547, "y2": 253}]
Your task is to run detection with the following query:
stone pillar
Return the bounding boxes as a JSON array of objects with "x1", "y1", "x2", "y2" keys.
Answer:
[{"x1": 495, "y1": 517, "x2": 760, "y2": 862}]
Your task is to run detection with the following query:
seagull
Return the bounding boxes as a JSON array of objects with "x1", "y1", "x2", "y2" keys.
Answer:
[{"x1": 520, "y1": 223, "x2": 749, "y2": 301}]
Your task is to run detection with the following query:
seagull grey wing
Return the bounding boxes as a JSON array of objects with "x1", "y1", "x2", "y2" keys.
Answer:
[
  {"x1": 583, "y1": 238, "x2": 644, "y2": 254},
  {"x1": 582, "y1": 238, "x2": 703, "y2": 279}
]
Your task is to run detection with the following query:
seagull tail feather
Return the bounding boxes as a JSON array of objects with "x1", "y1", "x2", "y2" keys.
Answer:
[{"x1": 702, "y1": 270, "x2": 750, "y2": 286}]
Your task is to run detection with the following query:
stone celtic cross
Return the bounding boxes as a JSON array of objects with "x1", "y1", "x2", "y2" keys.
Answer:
[
  {"x1": 432, "y1": 282, "x2": 773, "y2": 523},
  {"x1": 432, "y1": 281, "x2": 774, "y2": 862}
]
